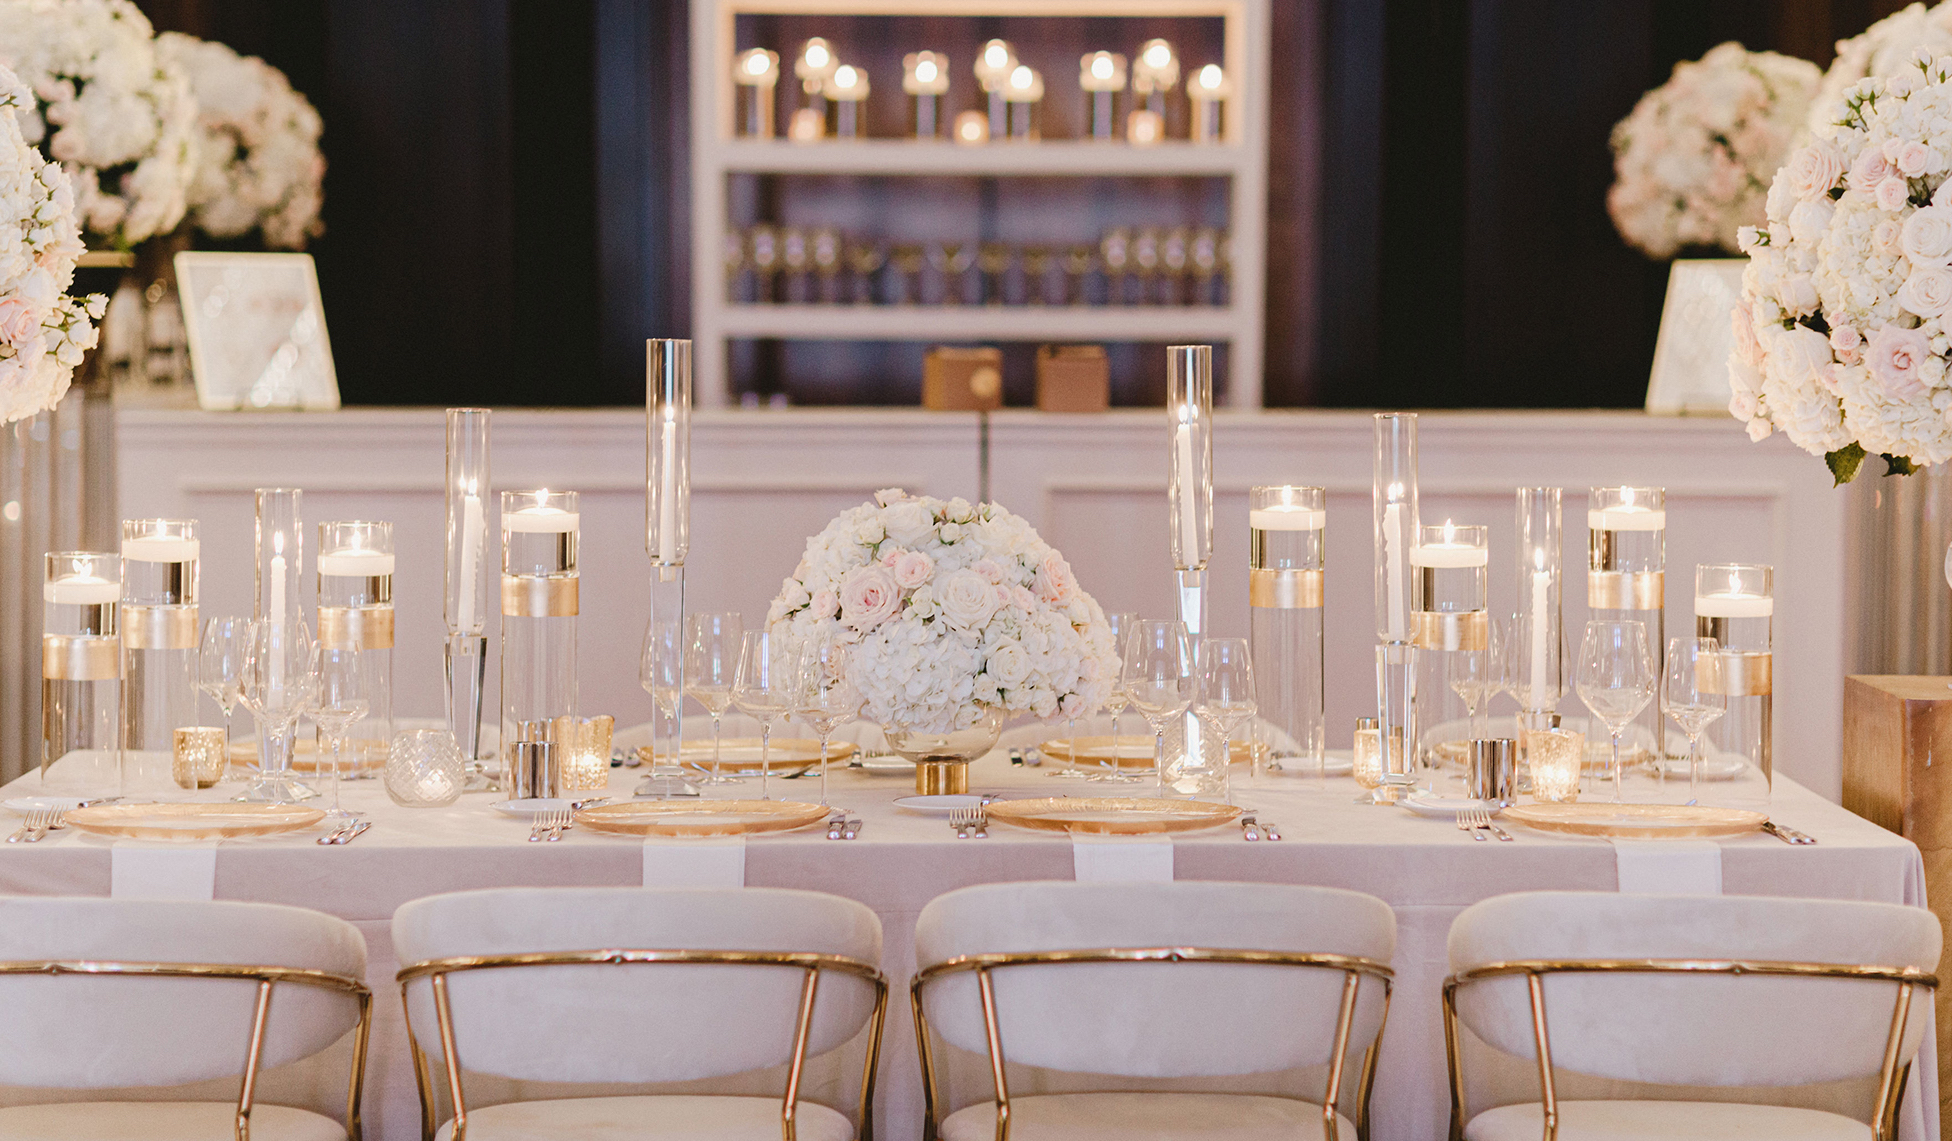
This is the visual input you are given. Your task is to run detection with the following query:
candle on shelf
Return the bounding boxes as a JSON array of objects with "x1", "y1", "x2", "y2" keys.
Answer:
[
  {"x1": 953, "y1": 110, "x2": 989, "y2": 145},
  {"x1": 733, "y1": 48, "x2": 780, "y2": 138},
  {"x1": 1080, "y1": 51, "x2": 1127, "y2": 140},
  {"x1": 1189, "y1": 63, "x2": 1229, "y2": 143},
  {"x1": 975, "y1": 39, "x2": 1016, "y2": 137},
  {"x1": 1004, "y1": 64, "x2": 1043, "y2": 140},
  {"x1": 1132, "y1": 38, "x2": 1179, "y2": 113},
  {"x1": 903, "y1": 51, "x2": 949, "y2": 139},
  {"x1": 827, "y1": 64, "x2": 868, "y2": 138}
]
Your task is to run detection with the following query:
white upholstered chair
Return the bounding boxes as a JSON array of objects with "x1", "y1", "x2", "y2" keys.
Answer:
[
  {"x1": 912, "y1": 880, "x2": 1396, "y2": 1141},
  {"x1": 392, "y1": 886, "x2": 887, "y2": 1141},
  {"x1": 0, "y1": 896, "x2": 371, "y2": 1140},
  {"x1": 1444, "y1": 891, "x2": 1941, "y2": 1141}
]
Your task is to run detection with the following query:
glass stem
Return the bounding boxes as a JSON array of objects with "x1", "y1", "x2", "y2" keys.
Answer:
[
  {"x1": 1155, "y1": 726, "x2": 1166, "y2": 795},
  {"x1": 1688, "y1": 730, "x2": 1701, "y2": 803},
  {"x1": 759, "y1": 720, "x2": 771, "y2": 800},
  {"x1": 712, "y1": 714, "x2": 724, "y2": 781},
  {"x1": 819, "y1": 734, "x2": 829, "y2": 807},
  {"x1": 1067, "y1": 716, "x2": 1078, "y2": 776},
  {"x1": 331, "y1": 732, "x2": 342, "y2": 812},
  {"x1": 1611, "y1": 729, "x2": 1623, "y2": 804}
]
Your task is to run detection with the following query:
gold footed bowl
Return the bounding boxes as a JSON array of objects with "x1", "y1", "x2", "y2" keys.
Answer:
[{"x1": 885, "y1": 708, "x2": 1006, "y2": 795}]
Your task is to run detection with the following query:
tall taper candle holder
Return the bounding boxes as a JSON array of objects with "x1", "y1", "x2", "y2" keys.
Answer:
[
  {"x1": 646, "y1": 339, "x2": 692, "y2": 793},
  {"x1": 1370, "y1": 413, "x2": 1419, "y2": 800},
  {"x1": 975, "y1": 39, "x2": 1017, "y2": 139},
  {"x1": 826, "y1": 64, "x2": 868, "y2": 138},
  {"x1": 319, "y1": 520, "x2": 393, "y2": 778},
  {"x1": 1249, "y1": 486, "x2": 1324, "y2": 778},
  {"x1": 1515, "y1": 488, "x2": 1565, "y2": 738},
  {"x1": 1003, "y1": 65, "x2": 1043, "y2": 140},
  {"x1": 443, "y1": 408, "x2": 492, "y2": 789},
  {"x1": 43, "y1": 552, "x2": 121, "y2": 794},
  {"x1": 241, "y1": 488, "x2": 315, "y2": 803},
  {"x1": 1589, "y1": 486, "x2": 1665, "y2": 779},
  {"x1": 120, "y1": 519, "x2": 198, "y2": 797},
  {"x1": 1695, "y1": 563, "x2": 1772, "y2": 810},
  {"x1": 502, "y1": 491, "x2": 578, "y2": 766},
  {"x1": 1165, "y1": 345, "x2": 1212, "y2": 794}
]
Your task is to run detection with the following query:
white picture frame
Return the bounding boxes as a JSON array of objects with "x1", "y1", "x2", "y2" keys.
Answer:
[
  {"x1": 1644, "y1": 257, "x2": 1746, "y2": 415},
  {"x1": 174, "y1": 251, "x2": 340, "y2": 411}
]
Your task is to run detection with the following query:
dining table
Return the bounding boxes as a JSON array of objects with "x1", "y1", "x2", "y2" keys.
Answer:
[{"x1": 0, "y1": 748, "x2": 1934, "y2": 1141}]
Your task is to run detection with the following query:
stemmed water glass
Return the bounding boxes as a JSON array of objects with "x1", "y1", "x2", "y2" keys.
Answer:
[
  {"x1": 198, "y1": 616, "x2": 247, "y2": 776},
  {"x1": 794, "y1": 637, "x2": 860, "y2": 808},
  {"x1": 1662, "y1": 636, "x2": 1728, "y2": 804},
  {"x1": 639, "y1": 616, "x2": 685, "y2": 776},
  {"x1": 1192, "y1": 637, "x2": 1256, "y2": 802},
  {"x1": 1449, "y1": 617, "x2": 1503, "y2": 741},
  {"x1": 1091, "y1": 611, "x2": 1140, "y2": 782},
  {"x1": 1122, "y1": 619, "x2": 1194, "y2": 794},
  {"x1": 733, "y1": 629, "x2": 793, "y2": 801},
  {"x1": 314, "y1": 649, "x2": 370, "y2": 819},
  {"x1": 1576, "y1": 619, "x2": 1657, "y2": 804},
  {"x1": 235, "y1": 618, "x2": 321, "y2": 803},
  {"x1": 684, "y1": 612, "x2": 744, "y2": 784}
]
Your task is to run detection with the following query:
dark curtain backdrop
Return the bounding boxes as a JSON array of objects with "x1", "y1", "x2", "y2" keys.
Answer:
[{"x1": 138, "y1": 0, "x2": 1911, "y2": 408}]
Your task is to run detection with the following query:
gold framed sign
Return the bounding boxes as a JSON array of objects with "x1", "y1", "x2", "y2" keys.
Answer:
[{"x1": 175, "y1": 251, "x2": 340, "y2": 411}]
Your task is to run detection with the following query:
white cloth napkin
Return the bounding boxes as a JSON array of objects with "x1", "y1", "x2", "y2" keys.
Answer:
[
  {"x1": 1612, "y1": 839, "x2": 1722, "y2": 895},
  {"x1": 110, "y1": 842, "x2": 217, "y2": 900},
  {"x1": 642, "y1": 836, "x2": 746, "y2": 887},
  {"x1": 1072, "y1": 834, "x2": 1174, "y2": 882}
]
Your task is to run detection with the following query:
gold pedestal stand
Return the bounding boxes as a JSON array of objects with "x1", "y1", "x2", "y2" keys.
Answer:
[{"x1": 916, "y1": 759, "x2": 970, "y2": 795}]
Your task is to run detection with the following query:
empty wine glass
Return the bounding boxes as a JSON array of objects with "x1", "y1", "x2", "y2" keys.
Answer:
[
  {"x1": 733, "y1": 629, "x2": 793, "y2": 801},
  {"x1": 1576, "y1": 619, "x2": 1657, "y2": 804},
  {"x1": 314, "y1": 649, "x2": 370, "y2": 819},
  {"x1": 1122, "y1": 619, "x2": 1194, "y2": 794},
  {"x1": 1663, "y1": 636, "x2": 1728, "y2": 804},
  {"x1": 198, "y1": 616, "x2": 247, "y2": 775},
  {"x1": 1449, "y1": 617, "x2": 1503, "y2": 740},
  {"x1": 639, "y1": 615, "x2": 684, "y2": 776},
  {"x1": 235, "y1": 618, "x2": 321, "y2": 803},
  {"x1": 794, "y1": 636, "x2": 860, "y2": 807},
  {"x1": 1190, "y1": 637, "x2": 1255, "y2": 801},
  {"x1": 1092, "y1": 611, "x2": 1140, "y2": 783},
  {"x1": 684, "y1": 612, "x2": 744, "y2": 784}
]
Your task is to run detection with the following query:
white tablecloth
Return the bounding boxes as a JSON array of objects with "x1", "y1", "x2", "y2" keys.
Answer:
[{"x1": 0, "y1": 759, "x2": 1932, "y2": 1141}]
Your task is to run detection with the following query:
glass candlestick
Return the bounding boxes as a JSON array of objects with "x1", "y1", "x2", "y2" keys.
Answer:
[
  {"x1": 243, "y1": 488, "x2": 313, "y2": 803},
  {"x1": 502, "y1": 491, "x2": 579, "y2": 781},
  {"x1": 444, "y1": 408, "x2": 491, "y2": 784},
  {"x1": 42, "y1": 552, "x2": 121, "y2": 794},
  {"x1": 1080, "y1": 51, "x2": 1127, "y2": 139},
  {"x1": 1004, "y1": 65, "x2": 1043, "y2": 140},
  {"x1": 120, "y1": 519, "x2": 198, "y2": 797},
  {"x1": 1168, "y1": 346, "x2": 1213, "y2": 781},
  {"x1": 733, "y1": 48, "x2": 779, "y2": 138},
  {"x1": 1515, "y1": 487, "x2": 1565, "y2": 732},
  {"x1": 903, "y1": 51, "x2": 948, "y2": 138},
  {"x1": 319, "y1": 520, "x2": 393, "y2": 780},
  {"x1": 1249, "y1": 486, "x2": 1324, "y2": 779},
  {"x1": 1412, "y1": 522, "x2": 1489, "y2": 771},
  {"x1": 794, "y1": 37, "x2": 838, "y2": 124},
  {"x1": 1695, "y1": 563, "x2": 1772, "y2": 809},
  {"x1": 1589, "y1": 486, "x2": 1665, "y2": 781},
  {"x1": 1371, "y1": 413, "x2": 1420, "y2": 799},
  {"x1": 647, "y1": 339, "x2": 691, "y2": 575}
]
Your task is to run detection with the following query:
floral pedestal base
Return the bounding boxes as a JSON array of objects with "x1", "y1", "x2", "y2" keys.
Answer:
[{"x1": 886, "y1": 709, "x2": 1005, "y2": 796}]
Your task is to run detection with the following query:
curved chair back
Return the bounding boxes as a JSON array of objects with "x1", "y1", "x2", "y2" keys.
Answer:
[
  {"x1": 0, "y1": 896, "x2": 368, "y2": 1089},
  {"x1": 913, "y1": 880, "x2": 1395, "y2": 1079},
  {"x1": 1446, "y1": 892, "x2": 1940, "y2": 1089},
  {"x1": 393, "y1": 886, "x2": 885, "y2": 1085}
]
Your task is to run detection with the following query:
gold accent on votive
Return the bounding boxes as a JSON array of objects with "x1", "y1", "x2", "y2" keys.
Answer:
[
  {"x1": 1249, "y1": 568, "x2": 1323, "y2": 609},
  {"x1": 43, "y1": 635, "x2": 119, "y2": 680},
  {"x1": 1588, "y1": 571, "x2": 1664, "y2": 610},
  {"x1": 1699, "y1": 650, "x2": 1771, "y2": 696},
  {"x1": 501, "y1": 575, "x2": 578, "y2": 617},
  {"x1": 319, "y1": 606, "x2": 395, "y2": 650},
  {"x1": 173, "y1": 726, "x2": 227, "y2": 789},
  {"x1": 122, "y1": 605, "x2": 199, "y2": 650},
  {"x1": 1411, "y1": 610, "x2": 1488, "y2": 652}
]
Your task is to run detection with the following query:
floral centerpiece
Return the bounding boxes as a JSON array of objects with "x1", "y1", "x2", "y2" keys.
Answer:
[
  {"x1": 156, "y1": 33, "x2": 323, "y2": 249},
  {"x1": 767, "y1": 489, "x2": 1118, "y2": 745},
  {"x1": 0, "y1": 0, "x2": 196, "y2": 248},
  {"x1": 0, "y1": 63, "x2": 101, "y2": 423},
  {"x1": 1732, "y1": 50, "x2": 1952, "y2": 481},
  {"x1": 1813, "y1": 2, "x2": 1952, "y2": 135},
  {"x1": 1606, "y1": 42, "x2": 1819, "y2": 258}
]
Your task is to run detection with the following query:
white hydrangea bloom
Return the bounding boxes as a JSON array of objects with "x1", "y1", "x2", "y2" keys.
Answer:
[
  {"x1": 1609, "y1": 42, "x2": 1820, "y2": 258},
  {"x1": 155, "y1": 33, "x2": 322, "y2": 249},
  {"x1": 1814, "y1": 2, "x2": 1952, "y2": 134}
]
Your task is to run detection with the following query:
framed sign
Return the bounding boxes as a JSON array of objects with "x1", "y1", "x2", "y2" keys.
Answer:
[
  {"x1": 1645, "y1": 258, "x2": 1746, "y2": 416},
  {"x1": 174, "y1": 251, "x2": 340, "y2": 411}
]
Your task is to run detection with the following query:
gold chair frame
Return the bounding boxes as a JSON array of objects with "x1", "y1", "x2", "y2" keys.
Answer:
[
  {"x1": 1441, "y1": 957, "x2": 1939, "y2": 1141},
  {"x1": 911, "y1": 946, "x2": 1395, "y2": 1141},
  {"x1": 396, "y1": 948, "x2": 889, "y2": 1141},
  {"x1": 0, "y1": 958, "x2": 372, "y2": 1141}
]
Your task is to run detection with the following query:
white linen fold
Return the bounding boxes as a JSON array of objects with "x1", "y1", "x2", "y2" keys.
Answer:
[
  {"x1": 1612, "y1": 839, "x2": 1722, "y2": 895},
  {"x1": 1072, "y1": 835, "x2": 1174, "y2": 882},
  {"x1": 641, "y1": 836, "x2": 746, "y2": 887},
  {"x1": 110, "y1": 842, "x2": 217, "y2": 900}
]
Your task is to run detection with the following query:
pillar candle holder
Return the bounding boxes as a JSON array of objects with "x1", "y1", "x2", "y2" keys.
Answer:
[
  {"x1": 502, "y1": 490, "x2": 579, "y2": 778},
  {"x1": 1412, "y1": 522, "x2": 1489, "y2": 767},
  {"x1": 1249, "y1": 486, "x2": 1324, "y2": 778},
  {"x1": 243, "y1": 488, "x2": 313, "y2": 803},
  {"x1": 1188, "y1": 63, "x2": 1229, "y2": 143},
  {"x1": 903, "y1": 51, "x2": 949, "y2": 138},
  {"x1": 319, "y1": 520, "x2": 393, "y2": 778},
  {"x1": 1695, "y1": 563, "x2": 1772, "y2": 808},
  {"x1": 1371, "y1": 413, "x2": 1419, "y2": 798},
  {"x1": 826, "y1": 64, "x2": 868, "y2": 138},
  {"x1": 734, "y1": 48, "x2": 779, "y2": 138},
  {"x1": 647, "y1": 338, "x2": 692, "y2": 783},
  {"x1": 975, "y1": 39, "x2": 1016, "y2": 139},
  {"x1": 1515, "y1": 487, "x2": 1565, "y2": 732},
  {"x1": 1167, "y1": 346, "x2": 1212, "y2": 787},
  {"x1": 1589, "y1": 486, "x2": 1665, "y2": 776},
  {"x1": 1080, "y1": 51, "x2": 1127, "y2": 140},
  {"x1": 1003, "y1": 65, "x2": 1043, "y2": 140},
  {"x1": 444, "y1": 408, "x2": 491, "y2": 784},
  {"x1": 42, "y1": 551, "x2": 121, "y2": 793},
  {"x1": 120, "y1": 519, "x2": 198, "y2": 795}
]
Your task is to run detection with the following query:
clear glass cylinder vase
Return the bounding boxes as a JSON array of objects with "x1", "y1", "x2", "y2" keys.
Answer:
[
  {"x1": 1249, "y1": 486, "x2": 1324, "y2": 776},
  {"x1": 1589, "y1": 487, "x2": 1667, "y2": 787},
  {"x1": 319, "y1": 520, "x2": 394, "y2": 777},
  {"x1": 1695, "y1": 563, "x2": 1772, "y2": 810},
  {"x1": 43, "y1": 551, "x2": 121, "y2": 794},
  {"x1": 502, "y1": 490, "x2": 578, "y2": 782},
  {"x1": 120, "y1": 518, "x2": 198, "y2": 796}
]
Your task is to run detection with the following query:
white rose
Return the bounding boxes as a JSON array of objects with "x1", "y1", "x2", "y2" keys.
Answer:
[
  {"x1": 1788, "y1": 199, "x2": 1834, "y2": 247},
  {"x1": 1902, "y1": 265, "x2": 1952, "y2": 318},
  {"x1": 987, "y1": 639, "x2": 1031, "y2": 686},
  {"x1": 882, "y1": 499, "x2": 935, "y2": 548},
  {"x1": 1783, "y1": 141, "x2": 1847, "y2": 199},
  {"x1": 1903, "y1": 205, "x2": 1952, "y2": 264},
  {"x1": 937, "y1": 569, "x2": 1001, "y2": 631},
  {"x1": 1776, "y1": 273, "x2": 1819, "y2": 316}
]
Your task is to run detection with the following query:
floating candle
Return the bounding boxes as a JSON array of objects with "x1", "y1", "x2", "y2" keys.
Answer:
[
  {"x1": 1694, "y1": 592, "x2": 1773, "y2": 618},
  {"x1": 504, "y1": 505, "x2": 580, "y2": 533},
  {"x1": 44, "y1": 575, "x2": 119, "y2": 604},
  {"x1": 1587, "y1": 506, "x2": 1666, "y2": 531},
  {"x1": 317, "y1": 550, "x2": 396, "y2": 577},
  {"x1": 1410, "y1": 543, "x2": 1488, "y2": 568},
  {"x1": 1249, "y1": 505, "x2": 1325, "y2": 531},
  {"x1": 121, "y1": 536, "x2": 199, "y2": 562}
]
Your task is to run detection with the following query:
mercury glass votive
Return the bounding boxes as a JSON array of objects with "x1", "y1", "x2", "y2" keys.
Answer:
[
  {"x1": 558, "y1": 714, "x2": 613, "y2": 792},
  {"x1": 1526, "y1": 727, "x2": 1584, "y2": 803},
  {"x1": 1352, "y1": 718, "x2": 1382, "y2": 791},
  {"x1": 173, "y1": 726, "x2": 226, "y2": 790}
]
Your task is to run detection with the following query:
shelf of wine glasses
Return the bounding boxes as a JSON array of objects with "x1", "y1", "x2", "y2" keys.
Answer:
[
  {"x1": 708, "y1": 138, "x2": 1252, "y2": 177},
  {"x1": 719, "y1": 302, "x2": 1242, "y2": 341}
]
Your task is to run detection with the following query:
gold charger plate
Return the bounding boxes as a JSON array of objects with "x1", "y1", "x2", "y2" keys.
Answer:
[
  {"x1": 575, "y1": 799, "x2": 830, "y2": 837},
  {"x1": 673, "y1": 738, "x2": 852, "y2": 774},
  {"x1": 63, "y1": 802, "x2": 328, "y2": 842},
  {"x1": 984, "y1": 796, "x2": 1241, "y2": 835},
  {"x1": 1037, "y1": 736, "x2": 1255, "y2": 769},
  {"x1": 1501, "y1": 802, "x2": 1767, "y2": 839}
]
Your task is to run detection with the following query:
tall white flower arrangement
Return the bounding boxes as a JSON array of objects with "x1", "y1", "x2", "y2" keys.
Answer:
[
  {"x1": 156, "y1": 33, "x2": 322, "y2": 249},
  {"x1": 0, "y1": 64, "x2": 101, "y2": 423},
  {"x1": 1814, "y1": 2, "x2": 1952, "y2": 134},
  {"x1": 1607, "y1": 42, "x2": 1820, "y2": 258},
  {"x1": 0, "y1": 0, "x2": 196, "y2": 248},
  {"x1": 768, "y1": 490, "x2": 1118, "y2": 734}
]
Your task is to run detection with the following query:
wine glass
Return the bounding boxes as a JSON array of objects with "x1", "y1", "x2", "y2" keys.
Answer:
[
  {"x1": 1575, "y1": 619, "x2": 1657, "y2": 804},
  {"x1": 314, "y1": 649, "x2": 370, "y2": 819},
  {"x1": 1449, "y1": 617, "x2": 1503, "y2": 741},
  {"x1": 235, "y1": 618, "x2": 321, "y2": 803},
  {"x1": 1092, "y1": 611, "x2": 1140, "y2": 782},
  {"x1": 639, "y1": 616, "x2": 685, "y2": 776},
  {"x1": 732, "y1": 629, "x2": 793, "y2": 801},
  {"x1": 794, "y1": 637, "x2": 860, "y2": 808},
  {"x1": 1191, "y1": 637, "x2": 1255, "y2": 801},
  {"x1": 684, "y1": 612, "x2": 744, "y2": 784},
  {"x1": 1121, "y1": 619, "x2": 1194, "y2": 794},
  {"x1": 198, "y1": 616, "x2": 247, "y2": 775},
  {"x1": 1662, "y1": 636, "x2": 1728, "y2": 804}
]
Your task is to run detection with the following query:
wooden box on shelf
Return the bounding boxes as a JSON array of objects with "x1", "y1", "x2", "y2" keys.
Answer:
[
  {"x1": 922, "y1": 346, "x2": 1003, "y2": 411},
  {"x1": 1035, "y1": 344, "x2": 1109, "y2": 412}
]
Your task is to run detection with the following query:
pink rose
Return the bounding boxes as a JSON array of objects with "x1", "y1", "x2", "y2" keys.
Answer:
[
  {"x1": 0, "y1": 298, "x2": 35, "y2": 347},
  {"x1": 1877, "y1": 177, "x2": 1912, "y2": 213},
  {"x1": 1899, "y1": 141, "x2": 1938, "y2": 178},
  {"x1": 1783, "y1": 142, "x2": 1846, "y2": 199},
  {"x1": 1852, "y1": 147, "x2": 1894, "y2": 194},
  {"x1": 809, "y1": 589, "x2": 838, "y2": 620},
  {"x1": 1868, "y1": 323, "x2": 1933, "y2": 400},
  {"x1": 879, "y1": 548, "x2": 901, "y2": 568},
  {"x1": 938, "y1": 569, "x2": 1002, "y2": 631},
  {"x1": 972, "y1": 558, "x2": 1007, "y2": 585},
  {"x1": 1033, "y1": 551, "x2": 1077, "y2": 605},
  {"x1": 891, "y1": 549, "x2": 934, "y2": 589},
  {"x1": 1010, "y1": 585, "x2": 1038, "y2": 612},
  {"x1": 1830, "y1": 324, "x2": 1862, "y2": 363},
  {"x1": 838, "y1": 565, "x2": 900, "y2": 631}
]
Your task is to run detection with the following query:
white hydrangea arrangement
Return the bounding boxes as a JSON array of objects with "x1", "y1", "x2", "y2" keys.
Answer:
[
  {"x1": 1731, "y1": 51, "x2": 1952, "y2": 481},
  {"x1": 767, "y1": 489, "x2": 1118, "y2": 734},
  {"x1": 156, "y1": 33, "x2": 322, "y2": 249},
  {"x1": 0, "y1": 0, "x2": 196, "y2": 248},
  {"x1": 1814, "y1": 2, "x2": 1952, "y2": 135},
  {"x1": 1607, "y1": 42, "x2": 1819, "y2": 258},
  {"x1": 0, "y1": 64, "x2": 102, "y2": 423}
]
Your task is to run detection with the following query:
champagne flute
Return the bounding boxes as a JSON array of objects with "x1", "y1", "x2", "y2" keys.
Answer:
[
  {"x1": 794, "y1": 637, "x2": 860, "y2": 808},
  {"x1": 1576, "y1": 619, "x2": 1657, "y2": 804},
  {"x1": 732, "y1": 629, "x2": 793, "y2": 800},
  {"x1": 1122, "y1": 619, "x2": 1194, "y2": 794},
  {"x1": 1449, "y1": 617, "x2": 1503, "y2": 741},
  {"x1": 314, "y1": 649, "x2": 369, "y2": 819},
  {"x1": 1093, "y1": 611, "x2": 1140, "y2": 782},
  {"x1": 198, "y1": 616, "x2": 247, "y2": 776},
  {"x1": 1662, "y1": 636, "x2": 1727, "y2": 804},
  {"x1": 684, "y1": 612, "x2": 744, "y2": 784},
  {"x1": 1192, "y1": 636, "x2": 1255, "y2": 802},
  {"x1": 639, "y1": 615, "x2": 684, "y2": 776}
]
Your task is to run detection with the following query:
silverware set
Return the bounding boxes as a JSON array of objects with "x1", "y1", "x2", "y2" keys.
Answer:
[
  {"x1": 827, "y1": 812, "x2": 862, "y2": 840},
  {"x1": 1761, "y1": 820, "x2": 1816, "y2": 845},
  {"x1": 317, "y1": 818, "x2": 372, "y2": 846},
  {"x1": 1238, "y1": 814, "x2": 1281, "y2": 841},
  {"x1": 950, "y1": 806, "x2": 988, "y2": 839},
  {"x1": 1456, "y1": 807, "x2": 1512, "y2": 842},
  {"x1": 527, "y1": 809, "x2": 572, "y2": 843},
  {"x1": 5, "y1": 808, "x2": 60, "y2": 844}
]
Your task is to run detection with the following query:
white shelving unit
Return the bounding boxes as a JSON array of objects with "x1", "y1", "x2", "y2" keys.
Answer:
[{"x1": 688, "y1": 0, "x2": 1271, "y2": 407}]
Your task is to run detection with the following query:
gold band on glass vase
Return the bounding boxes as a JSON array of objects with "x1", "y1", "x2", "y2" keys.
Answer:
[
  {"x1": 1411, "y1": 610, "x2": 1488, "y2": 652},
  {"x1": 318, "y1": 606, "x2": 396, "y2": 650},
  {"x1": 121, "y1": 605, "x2": 199, "y2": 650},
  {"x1": 1248, "y1": 568, "x2": 1323, "y2": 609},
  {"x1": 1697, "y1": 650, "x2": 1771, "y2": 696},
  {"x1": 502, "y1": 575, "x2": 579, "y2": 617},
  {"x1": 43, "y1": 636, "x2": 120, "y2": 680},
  {"x1": 1588, "y1": 571, "x2": 1663, "y2": 610}
]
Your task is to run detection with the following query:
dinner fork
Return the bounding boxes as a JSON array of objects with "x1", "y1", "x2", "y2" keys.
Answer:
[
  {"x1": 971, "y1": 806, "x2": 987, "y2": 839},
  {"x1": 951, "y1": 808, "x2": 972, "y2": 839},
  {"x1": 547, "y1": 808, "x2": 571, "y2": 841},
  {"x1": 1456, "y1": 811, "x2": 1486, "y2": 841},
  {"x1": 7, "y1": 809, "x2": 56, "y2": 844},
  {"x1": 1466, "y1": 807, "x2": 1514, "y2": 842}
]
